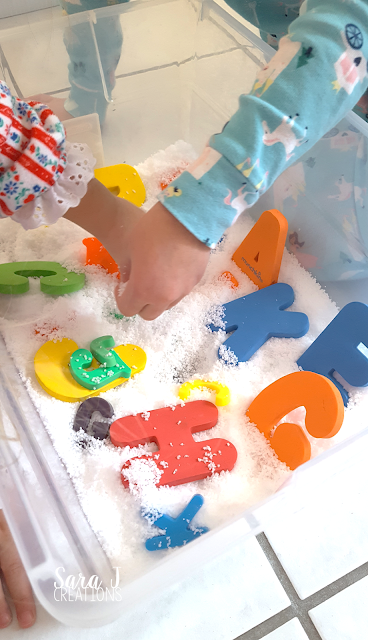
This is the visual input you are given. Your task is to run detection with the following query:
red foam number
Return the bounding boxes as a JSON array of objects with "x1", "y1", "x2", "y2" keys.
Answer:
[{"x1": 110, "y1": 400, "x2": 237, "y2": 487}]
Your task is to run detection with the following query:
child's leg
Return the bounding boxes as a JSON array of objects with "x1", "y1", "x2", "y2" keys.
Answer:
[
  {"x1": 61, "y1": 2, "x2": 124, "y2": 123},
  {"x1": 223, "y1": 0, "x2": 298, "y2": 47}
]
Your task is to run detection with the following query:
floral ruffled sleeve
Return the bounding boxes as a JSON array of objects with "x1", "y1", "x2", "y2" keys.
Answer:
[{"x1": 0, "y1": 81, "x2": 95, "y2": 230}]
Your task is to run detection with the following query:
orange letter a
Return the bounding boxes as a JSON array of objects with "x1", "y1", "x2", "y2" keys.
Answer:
[{"x1": 232, "y1": 209, "x2": 288, "y2": 289}]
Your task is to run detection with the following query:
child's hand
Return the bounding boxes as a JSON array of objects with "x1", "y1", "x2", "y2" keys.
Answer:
[
  {"x1": 63, "y1": 180, "x2": 210, "y2": 320},
  {"x1": 0, "y1": 511, "x2": 36, "y2": 629},
  {"x1": 115, "y1": 202, "x2": 211, "y2": 320}
]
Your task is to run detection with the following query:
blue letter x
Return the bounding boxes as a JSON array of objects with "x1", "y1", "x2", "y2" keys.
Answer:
[{"x1": 145, "y1": 494, "x2": 209, "y2": 551}]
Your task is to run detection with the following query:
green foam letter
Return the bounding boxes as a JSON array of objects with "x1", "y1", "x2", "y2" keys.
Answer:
[{"x1": 0, "y1": 261, "x2": 85, "y2": 295}]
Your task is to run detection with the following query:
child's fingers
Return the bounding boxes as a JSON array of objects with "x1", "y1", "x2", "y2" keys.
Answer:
[
  {"x1": 115, "y1": 280, "x2": 147, "y2": 318},
  {"x1": 166, "y1": 296, "x2": 185, "y2": 310},
  {"x1": 116, "y1": 271, "x2": 188, "y2": 319},
  {"x1": 118, "y1": 254, "x2": 131, "y2": 284},
  {"x1": 1, "y1": 557, "x2": 36, "y2": 629},
  {"x1": 0, "y1": 512, "x2": 36, "y2": 629},
  {"x1": 119, "y1": 264, "x2": 130, "y2": 283},
  {"x1": 0, "y1": 578, "x2": 12, "y2": 628},
  {"x1": 117, "y1": 273, "x2": 184, "y2": 320},
  {"x1": 139, "y1": 295, "x2": 186, "y2": 320},
  {"x1": 139, "y1": 303, "x2": 169, "y2": 321},
  {"x1": 117, "y1": 285, "x2": 170, "y2": 320}
]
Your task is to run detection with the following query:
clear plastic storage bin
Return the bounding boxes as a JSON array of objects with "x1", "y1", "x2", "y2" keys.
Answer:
[{"x1": 0, "y1": 0, "x2": 368, "y2": 628}]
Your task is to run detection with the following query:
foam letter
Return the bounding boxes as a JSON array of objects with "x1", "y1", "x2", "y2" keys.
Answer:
[
  {"x1": 232, "y1": 209, "x2": 288, "y2": 288},
  {"x1": 110, "y1": 400, "x2": 237, "y2": 487},
  {"x1": 247, "y1": 371, "x2": 344, "y2": 470},
  {"x1": 0, "y1": 261, "x2": 84, "y2": 295},
  {"x1": 83, "y1": 238, "x2": 119, "y2": 276},
  {"x1": 94, "y1": 163, "x2": 146, "y2": 206},
  {"x1": 34, "y1": 338, "x2": 146, "y2": 402},
  {"x1": 145, "y1": 494, "x2": 208, "y2": 550},
  {"x1": 297, "y1": 302, "x2": 368, "y2": 406},
  {"x1": 90, "y1": 335, "x2": 120, "y2": 367},
  {"x1": 70, "y1": 335, "x2": 131, "y2": 390},
  {"x1": 178, "y1": 380, "x2": 230, "y2": 406},
  {"x1": 73, "y1": 397, "x2": 114, "y2": 440},
  {"x1": 209, "y1": 283, "x2": 309, "y2": 363}
]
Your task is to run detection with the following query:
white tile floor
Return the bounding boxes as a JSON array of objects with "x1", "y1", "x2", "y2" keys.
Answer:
[
  {"x1": 0, "y1": 0, "x2": 58, "y2": 20},
  {"x1": 309, "y1": 578, "x2": 368, "y2": 640},
  {"x1": 4, "y1": 537, "x2": 291, "y2": 640},
  {"x1": 1, "y1": 1, "x2": 368, "y2": 638},
  {"x1": 263, "y1": 458, "x2": 368, "y2": 600},
  {"x1": 262, "y1": 619, "x2": 309, "y2": 640}
]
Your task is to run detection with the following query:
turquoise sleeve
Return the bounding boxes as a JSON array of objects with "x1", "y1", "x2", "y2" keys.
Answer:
[{"x1": 158, "y1": 0, "x2": 368, "y2": 248}]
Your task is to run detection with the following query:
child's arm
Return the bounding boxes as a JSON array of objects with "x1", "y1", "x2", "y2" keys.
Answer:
[
  {"x1": 158, "y1": 0, "x2": 368, "y2": 250},
  {"x1": 63, "y1": 177, "x2": 144, "y2": 261},
  {"x1": 116, "y1": 0, "x2": 368, "y2": 319}
]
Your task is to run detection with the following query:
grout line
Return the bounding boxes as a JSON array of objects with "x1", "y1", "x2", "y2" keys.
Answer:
[
  {"x1": 254, "y1": 533, "x2": 323, "y2": 640},
  {"x1": 41, "y1": 47, "x2": 243, "y2": 97},
  {"x1": 35, "y1": 50, "x2": 236, "y2": 97},
  {"x1": 207, "y1": 14, "x2": 264, "y2": 67},
  {"x1": 3, "y1": 34, "x2": 259, "y2": 100},
  {"x1": 259, "y1": 532, "x2": 368, "y2": 612},
  {"x1": 234, "y1": 532, "x2": 323, "y2": 640},
  {"x1": 0, "y1": 2, "x2": 59, "y2": 20},
  {"x1": 45, "y1": 86, "x2": 70, "y2": 96},
  {"x1": 48, "y1": 44, "x2": 257, "y2": 93},
  {"x1": 0, "y1": 42, "x2": 23, "y2": 98},
  {"x1": 234, "y1": 608, "x2": 296, "y2": 640},
  {"x1": 301, "y1": 560, "x2": 368, "y2": 609},
  {"x1": 235, "y1": 533, "x2": 368, "y2": 640},
  {"x1": 114, "y1": 47, "x2": 240, "y2": 81}
]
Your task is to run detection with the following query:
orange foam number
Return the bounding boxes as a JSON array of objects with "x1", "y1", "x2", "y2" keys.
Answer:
[
  {"x1": 82, "y1": 237, "x2": 119, "y2": 277},
  {"x1": 246, "y1": 371, "x2": 344, "y2": 470},
  {"x1": 232, "y1": 209, "x2": 288, "y2": 289}
]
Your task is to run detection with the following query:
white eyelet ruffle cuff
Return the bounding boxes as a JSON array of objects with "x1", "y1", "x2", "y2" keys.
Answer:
[{"x1": 10, "y1": 141, "x2": 96, "y2": 230}]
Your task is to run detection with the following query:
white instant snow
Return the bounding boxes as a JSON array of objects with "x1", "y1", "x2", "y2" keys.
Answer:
[{"x1": 0, "y1": 141, "x2": 366, "y2": 582}]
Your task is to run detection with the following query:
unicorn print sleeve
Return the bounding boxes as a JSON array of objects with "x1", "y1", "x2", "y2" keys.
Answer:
[
  {"x1": 159, "y1": 0, "x2": 368, "y2": 248},
  {"x1": 0, "y1": 81, "x2": 95, "y2": 230}
]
